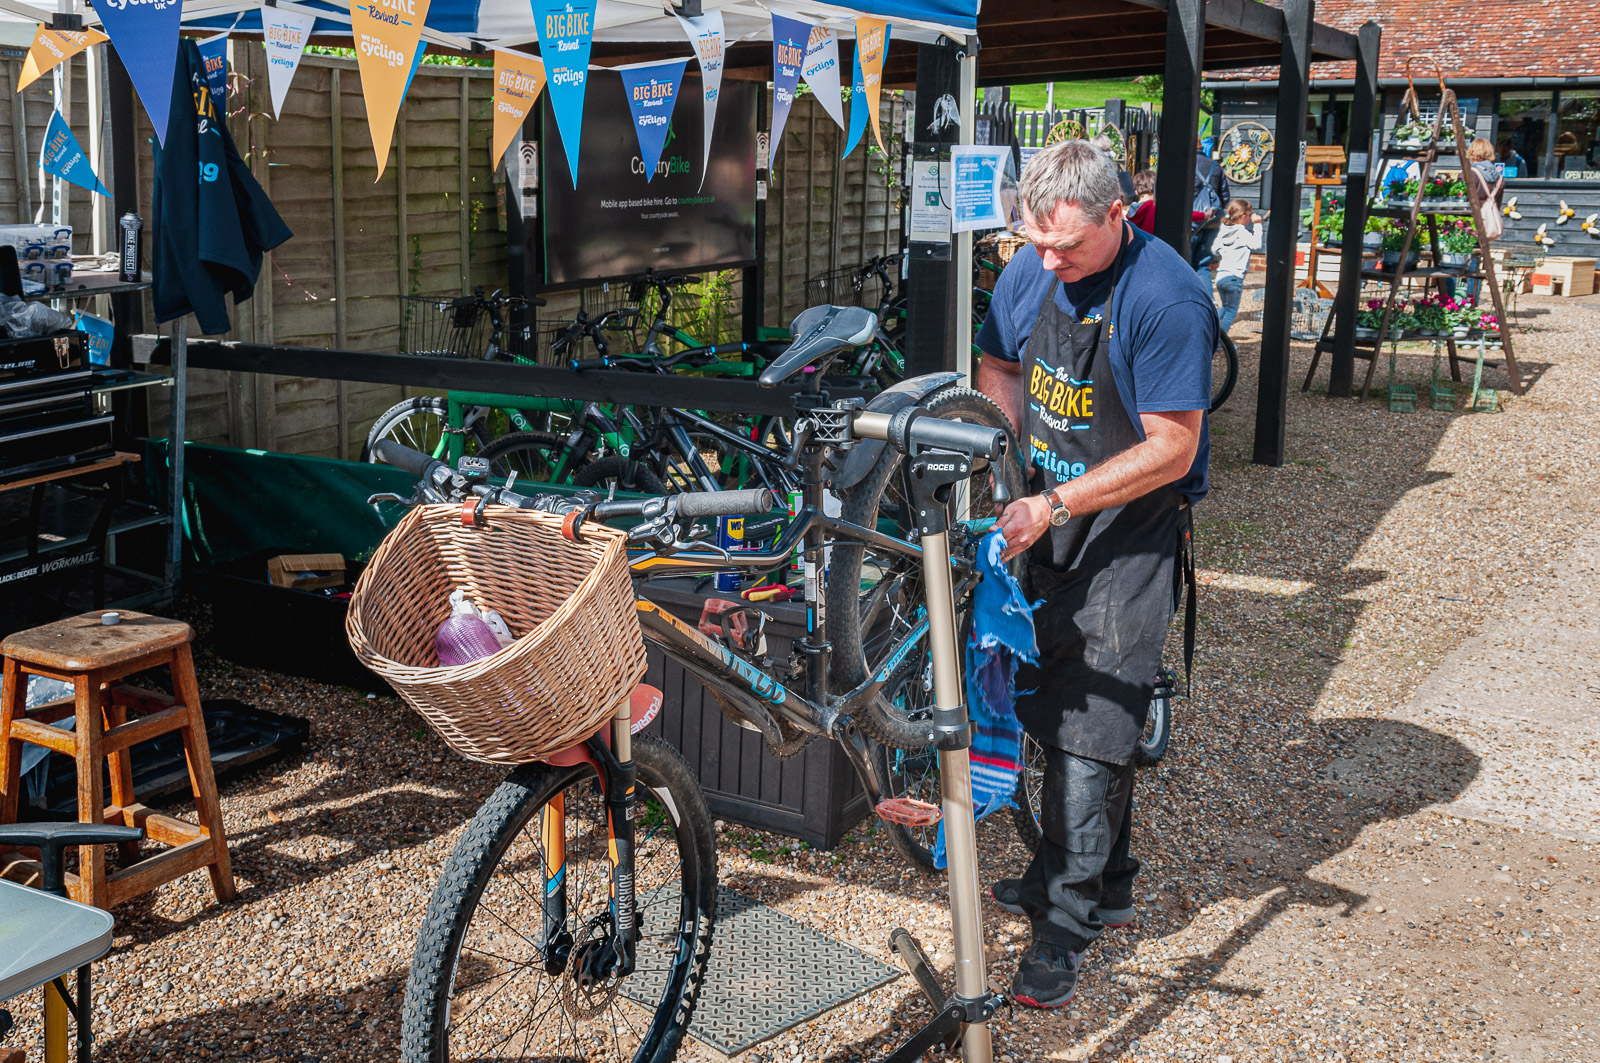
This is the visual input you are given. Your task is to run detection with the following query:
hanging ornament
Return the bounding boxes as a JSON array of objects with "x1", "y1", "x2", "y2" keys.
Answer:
[
  {"x1": 1534, "y1": 223, "x2": 1555, "y2": 247},
  {"x1": 1556, "y1": 200, "x2": 1575, "y2": 224},
  {"x1": 1502, "y1": 196, "x2": 1522, "y2": 220},
  {"x1": 1582, "y1": 213, "x2": 1600, "y2": 237}
]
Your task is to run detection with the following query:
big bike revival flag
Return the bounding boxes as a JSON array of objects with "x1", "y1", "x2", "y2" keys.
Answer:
[
  {"x1": 491, "y1": 51, "x2": 545, "y2": 168},
  {"x1": 535, "y1": 0, "x2": 597, "y2": 188},
  {"x1": 842, "y1": 17, "x2": 890, "y2": 158},
  {"x1": 40, "y1": 110, "x2": 109, "y2": 196},
  {"x1": 675, "y1": 10, "x2": 723, "y2": 192},
  {"x1": 351, "y1": 0, "x2": 433, "y2": 179},
  {"x1": 18, "y1": 25, "x2": 107, "y2": 91},
  {"x1": 801, "y1": 25, "x2": 844, "y2": 131},
  {"x1": 93, "y1": 0, "x2": 184, "y2": 145},
  {"x1": 197, "y1": 32, "x2": 230, "y2": 110},
  {"x1": 261, "y1": 5, "x2": 316, "y2": 119},
  {"x1": 617, "y1": 59, "x2": 687, "y2": 184},
  {"x1": 769, "y1": 13, "x2": 807, "y2": 151}
]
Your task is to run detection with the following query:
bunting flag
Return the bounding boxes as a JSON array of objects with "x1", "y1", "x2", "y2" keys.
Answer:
[
  {"x1": 534, "y1": 0, "x2": 597, "y2": 188},
  {"x1": 675, "y1": 9, "x2": 724, "y2": 192},
  {"x1": 769, "y1": 13, "x2": 808, "y2": 151},
  {"x1": 405, "y1": 41, "x2": 428, "y2": 99},
  {"x1": 198, "y1": 33, "x2": 230, "y2": 110},
  {"x1": 40, "y1": 110, "x2": 109, "y2": 196},
  {"x1": 491, "y1": 51, "x2": 546, "y2": 168},
  {"x1": 350, "y1": 0, "x2": 434, "y2": 178},
  {"x1": 618, "y1": 59, "x2": 687, "y2": 184},
  {"x1": 262, "y1": 5, "x2": 316, "y2": 119},
  {"x1": 17, "y1": 25, "x2": 107, "y2": 92},
  {"x1": 801, "y1": 25, "x2": 844, "y2": 131},
  {"x1": 842, "y1": 18, "x2": 890, "y2": 157},
  {"x1": 94, "y1": 0, "x2": 184, "y2": 145}
]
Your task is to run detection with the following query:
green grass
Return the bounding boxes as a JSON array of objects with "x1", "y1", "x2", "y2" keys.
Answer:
[{"x1": 1004, "y1": 79, "x2": 1156, "y2": 111}]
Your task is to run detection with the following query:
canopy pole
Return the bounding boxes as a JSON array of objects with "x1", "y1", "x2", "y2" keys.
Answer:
[
  {"x1": 1328, "y1": 20, "x2": 1381, "y2": 398},
  {"x1": 955, "y1": 37, "x2": 976, "y2": 385},
  {"x1": 1153, "y1": 0, "x2": 1204, "y2": 257}
]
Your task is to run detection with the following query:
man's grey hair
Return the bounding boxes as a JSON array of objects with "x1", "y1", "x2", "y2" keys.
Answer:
[
  {"x1": 1018, "y1": 139, "x2": 1124, "y2": 224},
  {"x1": 1088, "y1": 133, "x2": 1115, "y2": 153}
]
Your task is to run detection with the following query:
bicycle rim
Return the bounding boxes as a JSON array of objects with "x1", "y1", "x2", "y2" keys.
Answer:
[
  {"x1": 1210, "y1": 332, "x2": 1239, "y2": 413},
  {"x1": 478, "y1": 430, "x2": 576, "y2": 486},
  {"x1": 363, "y1": 397, "x2": 488, "y2": 462},
  {"x1": 400, "y1": 735, "x2": 716, "y2": 1063}
]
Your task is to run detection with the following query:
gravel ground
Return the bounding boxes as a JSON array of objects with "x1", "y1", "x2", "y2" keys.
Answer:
[{"x1": 4, "y1": 291, "x2": 1599, "y2": 1062}]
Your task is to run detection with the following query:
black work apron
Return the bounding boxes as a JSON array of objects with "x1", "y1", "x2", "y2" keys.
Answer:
[{"x1": 1014, "y1": 228, "x2": 1184, "y2": 764}]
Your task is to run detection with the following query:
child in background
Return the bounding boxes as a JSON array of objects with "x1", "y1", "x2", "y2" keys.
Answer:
[
  {"x1": 1129, "y1": 169, "x2": 1157, "y2": 233},
  {"x1": 1212, "y1": 198, "x2": 1264, "y2": 334}
]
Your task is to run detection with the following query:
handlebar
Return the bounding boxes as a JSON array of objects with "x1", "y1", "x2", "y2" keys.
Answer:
[
  {"x1": 677, "y1": 488, "x2": 775, "y2": 518},
  {"x1": 372, "y1": 439, "x2": 442, "y2": 480}
]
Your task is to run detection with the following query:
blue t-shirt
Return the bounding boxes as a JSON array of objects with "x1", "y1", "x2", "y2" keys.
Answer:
[{"x1": 975, "y1": 227, "x2": 1215, "y2": 502}]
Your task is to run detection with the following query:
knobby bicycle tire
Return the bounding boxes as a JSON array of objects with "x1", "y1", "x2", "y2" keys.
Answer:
[
  {"x1": 362, "y1": 396, "x2": 492, "y2": 463},
  {"x1": 477, "y1": 430, "x2": 583, "y2": 486},
  {"x1": 826, "y1": 387, "x2": 1028, "y2": 750},
  {"x1": 1210, "y1": 332, "x2": 1239, "y2": 414},
  {"x1": 400, "y1": 734, "x2": 717, "y2": 1063},
  {"x1": 572, "y1": 455, "x2": 670, "y2": 496}
]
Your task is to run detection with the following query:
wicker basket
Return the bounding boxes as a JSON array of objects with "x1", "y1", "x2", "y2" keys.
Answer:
[
  {"x1": 976, "y1": 231, "x2": 1029, "y2": 291},
  {"x1": 346, "y1": 505, "x2": 646, "y2": 765}
]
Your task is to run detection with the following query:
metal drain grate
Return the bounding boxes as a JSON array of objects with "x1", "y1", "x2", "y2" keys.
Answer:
[{"x1": 623, "y1": 886, "x2": 902, "y2": 1055}]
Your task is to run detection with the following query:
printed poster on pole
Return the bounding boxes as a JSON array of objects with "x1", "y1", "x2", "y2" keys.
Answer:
[
  {"x1": 95, "y1": 0, "x2": 184, "y2": 145},
  {"x1": 17, "y1": 26, "x2": 107, "y2": 91},
  {"x1": 676, "y1": 10, "x2": 724, "y2": 192},
  {"x1": 40, "y1": 110, "x2": 109, "y2": 196},
  {"x1": 492, "y1": 51, "x2": 545, "y2": 168},
  {"x1": 950, "y1": 145, "x2": 1011, "y2": 232},
  {"x1": 769, "y1": 12, "x2": 808, "y2": 151},
  {"x1": 262, "y1": 6, "x2": 316, "y2": 119},
  {"x1": 842, "y1": 17, "x2": 889, "y2": 157},
  {"x1": 801, "y1": 25, "x2": 844, "y2": 131},
  {"x1": 350, "y1": 0, "x2": 433, "y2": 178},
  {"x1": 534, "y1": 0, "x2": 598, "y2": 188},
  {"x1": 618, "y1": 59, "x2": 687, "y2": 184}
]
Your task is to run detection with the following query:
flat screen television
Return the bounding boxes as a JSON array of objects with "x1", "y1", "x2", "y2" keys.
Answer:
[{"x1": 538, "y1": 72, "x2": 757, "y2": 288}]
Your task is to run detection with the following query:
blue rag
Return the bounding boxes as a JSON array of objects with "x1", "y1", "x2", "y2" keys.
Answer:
[{"x1": 933, "y1": 527, "x2": 1039, "y2": 869}]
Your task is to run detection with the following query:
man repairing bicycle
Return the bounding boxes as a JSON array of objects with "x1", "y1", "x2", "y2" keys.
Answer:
[{"x1": 974, "y1": 139, "x2": 1214, "y2": 1008}]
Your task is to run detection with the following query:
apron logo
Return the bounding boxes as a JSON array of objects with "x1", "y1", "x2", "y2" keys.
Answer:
[
  {"x1": 1030, "y1": 437, "x2": 1087, "y2": 481},
  {"x1": 1028, "y1": 363, "x2": 1094, "y2": 419}
]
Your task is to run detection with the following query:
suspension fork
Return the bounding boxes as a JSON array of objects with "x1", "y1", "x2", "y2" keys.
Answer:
[
  {"x1": 539, "y1": 794, "x2": 573, "y2": 974},
  {"x1": 592, "y1": 700, "x2": 639, "y2": 977}
]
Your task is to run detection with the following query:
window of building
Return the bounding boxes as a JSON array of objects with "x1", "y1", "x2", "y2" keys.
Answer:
[
  {"x1": 1554, "y1": 91, "x2": 1600, "y2": 177},
  {"x1": 1497, "y1": 92, "x2": 1551, "y2": 178}
]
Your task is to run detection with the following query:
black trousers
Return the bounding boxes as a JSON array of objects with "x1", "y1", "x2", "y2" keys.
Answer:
[{"x1": 1015, "y1": 743, "x2": 1139, "y2": 953}]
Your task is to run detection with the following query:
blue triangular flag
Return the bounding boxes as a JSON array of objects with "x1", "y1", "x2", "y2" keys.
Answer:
[
  {"x1": 96, "y1": 0, "x2": 184, "y2": 145},
  {"x1": 534, "y1": 0, "x2": 598, "y2": 187},
  {"x1": 198, "y1": 33, "x2": 230, "y2": 110},
  {"x1": 404, "y1": 41, "x2": 428, "y2": 101},
  {"x1": 618, "y1": 59, "x2": 687, "y2": 184},
  {"x1": 770, "y1": 13, "x2": 808, "y2": 152},
  {"x1": 40, "y1": 110, "x2": 109, "y2": 197},
  {"x1": 842, "y1": 38, "x2": 869, "y2": 157}
]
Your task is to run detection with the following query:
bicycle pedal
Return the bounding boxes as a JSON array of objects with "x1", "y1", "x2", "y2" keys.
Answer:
[{"x1": 876, "y1": 797, "x2": 942, "y2": 827}]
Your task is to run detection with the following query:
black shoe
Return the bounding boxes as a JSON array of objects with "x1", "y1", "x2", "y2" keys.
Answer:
[
  {"x1": 991, "y1": 878, "x2": 1136, "y2": 928},
  {"x1": 1011, "y1": 942, "x2": 1081, "y2": 1009}
]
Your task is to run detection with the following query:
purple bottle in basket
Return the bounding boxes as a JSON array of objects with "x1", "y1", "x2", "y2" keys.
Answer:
[{"x1": 436, "y1": 590, "x2": 503, "y2": 666}]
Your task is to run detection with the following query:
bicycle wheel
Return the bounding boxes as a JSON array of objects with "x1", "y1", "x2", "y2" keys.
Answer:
[
  {"x1": 876, "y1": 737, "x2": 943, "y2": 872},
  {"x1": 1011, "y1": 675, "x2": 1176, "y2": 851},
  {"x1": 477, "y1": 430, "x2": 581, "y2": 486},
  {"x1": 400, "y1": 733, "x2": 717, "y2": 1063},
  {"x1": 827, "y1": 387, "x2": 1027, "y2": 750},
  {"x1": 1210, "y1": 331, "x2": 1239, "y2": 413},
  {"x1": 571, "y1": 456, "x2": 670, "y2": 496},
  {"x1": 362, "y1": 397, "x2": 492, "y2": 463}
]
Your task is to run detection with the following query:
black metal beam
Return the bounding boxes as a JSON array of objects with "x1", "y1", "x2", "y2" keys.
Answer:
[
  {"x1": 1153, "y1": 0, "x2": 1204, "y2": 257},
  {"x1": 145, "y1": 340, "x2": 867, "y2": 416},
  {"x1": 744, "y1": 86, "x2": 768, "y2": 339},
  {"x1": 1253, "y1": 0, "x2": 1315, "y2": 467},
  {"x1": 903, "y1": 39, "x2": 963, "y2": 377},
  {"x1": 1328, "y1": 20, "x2": 1381, "y2": 399}
]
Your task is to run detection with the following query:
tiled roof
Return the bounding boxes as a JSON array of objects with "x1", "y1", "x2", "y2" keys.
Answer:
[{"x1": 1209, "y1": 0, "x2": 1600, "y2": 81}]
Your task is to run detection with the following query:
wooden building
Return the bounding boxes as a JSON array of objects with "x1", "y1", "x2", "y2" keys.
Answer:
[{"x1": 1205, "y1": 0, "x2": 1600, "y2": 255}]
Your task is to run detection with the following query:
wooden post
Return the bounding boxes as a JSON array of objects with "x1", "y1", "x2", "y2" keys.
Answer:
[
  {"x1": 743, "y1": 85, "x2": 767, "y2": 340},
  {"x1": 332, "y1": 68, "x2": 351, "y2": 458},
  {"x1": 1329, "y1": 20, "x2": 1381, "y2": 398},
  {"x1": 1154, "y1": 0, "x2": 1204, "y2": 258},
  {"x1": 903, "y1": 38, "x2": 962, "y2": 377},
  {"x1": 1253, "y1": 0, "x2": 1315, "y2": 468},
  {"x1": 459, "y1": 77, "x2": 471, "y2": 294}
]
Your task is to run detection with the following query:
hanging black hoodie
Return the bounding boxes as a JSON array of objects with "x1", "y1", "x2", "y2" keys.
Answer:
[{"x1": 152, "y1": 39, "x2": 291, "y2": 335}]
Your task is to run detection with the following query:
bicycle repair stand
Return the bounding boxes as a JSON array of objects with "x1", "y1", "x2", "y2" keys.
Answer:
[{"x1": 874, "y1": 414, "x2": 1005, "y2": 1063}]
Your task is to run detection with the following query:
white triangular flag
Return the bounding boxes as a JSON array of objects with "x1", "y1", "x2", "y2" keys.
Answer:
[{"x1": 262, "y1": 5, "x2": 317, "y2": 119}]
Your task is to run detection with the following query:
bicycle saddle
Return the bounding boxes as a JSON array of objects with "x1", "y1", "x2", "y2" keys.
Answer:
[{"x1": 758, "y1": 305, "x2": 878, "y2": 387}]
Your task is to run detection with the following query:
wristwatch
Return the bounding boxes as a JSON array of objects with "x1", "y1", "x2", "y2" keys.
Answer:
[{"x1": 1041, "y1": 489, "x2": 1072, "y2": 527}]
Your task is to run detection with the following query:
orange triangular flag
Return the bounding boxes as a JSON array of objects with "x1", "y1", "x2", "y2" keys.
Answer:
[
  {"x1": 351, "y1": 0, "x2": 433, "y2": 179},
  {"x1": 18, "y1": 25, "x2": 109, "y2": 91},
  {"x1": 491, "y1": 51, "x2": 545, "y2": 168}
]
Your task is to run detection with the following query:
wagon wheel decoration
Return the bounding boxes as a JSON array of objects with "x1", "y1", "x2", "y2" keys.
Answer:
[
  {"x1": 1044, "y1": 118, "x2": 1086, "y2": 145},
  {"x1": 1093, "y1": 121, "x2": 1126, "y2": 162},
  {"x1": 1218, "y1": 121, "x2": 1275, "y2": 184}
]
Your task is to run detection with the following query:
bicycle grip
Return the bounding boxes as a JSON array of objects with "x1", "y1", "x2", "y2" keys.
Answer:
[
  {"x1": 674, "y1": 489, "x2": 776, "y2": 519},
  {"x1": 372, "y1": 440, "x2": 441, "y2": 479}
]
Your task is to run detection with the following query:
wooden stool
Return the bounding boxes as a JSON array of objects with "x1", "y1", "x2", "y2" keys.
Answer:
[{"x1": 0, "y1": 610, "x2": 235, "y2": 910}]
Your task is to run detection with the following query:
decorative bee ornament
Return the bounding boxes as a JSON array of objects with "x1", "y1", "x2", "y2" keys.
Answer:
[
  {"x1": 1557, "y1": 200, "x2": 1576, "y2": 224},
  {"x1": 1503, "y1": 197, "x2": 1522, "y2": 220},
  {"x1": 1534, "y1": 223, "x2": 1556, "y2": 246}
]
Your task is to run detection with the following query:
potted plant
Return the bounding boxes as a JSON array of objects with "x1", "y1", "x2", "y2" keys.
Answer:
[
  {"x1": 1421, "y1": 174, "x2": 1453, "y2": 210},
  {"x1": 1479, "y1": 310, "x2": 1501, "y2": 345},
  {"x1": 1356, "y1": 299, "x2": 1386, "y2": 341},
  {"x1": 1390, "y1": 119, "x2": 1435, "y2": 150},
  {"x1": 1412, "y1": 295, "x2": 1448, "y2": 336},
  {"x1": 1389, "y1": 177, "x2": 1421, "y2": 210},
  {"x1": 1439, "y1": 222, "x2": 1477, "y2": 267},
  {"x1": 1391, "y1": 307, "x2": 1418, "y2": 338},
  {"x1": 1364, "y1": 216, "x2": 1387, "y2": 251},
  {"x1": 1444, "y1": 296, "x2": 1475, "y2": 338},
  {"x1": 1378, "y1": 227, "x2": 1418, "y2": 271}
]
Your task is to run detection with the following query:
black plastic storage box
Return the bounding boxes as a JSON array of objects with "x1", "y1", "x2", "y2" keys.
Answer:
[{"x1": 639, "y1": 579, "x2": 870, "y2": 850}]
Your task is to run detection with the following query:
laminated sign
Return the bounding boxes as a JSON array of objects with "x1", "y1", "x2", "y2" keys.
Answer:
[
  {"x1": 261, "y1": 6, "x2": 316, "y2": 119},
  {"x1": 535, "y1": 0, "x2": 598, "y2": 188},
  {"x1": 351, "y1": 0, "x2": 433, "y2": 179},
  {"x1": 492, "y1": 51, "x2": 546, "y2": 168},
  {"x1": 618, "y1": 58, "x2": 687, "y2": 183},
  {"x1": 40, "y1": 110, "x2": 109, "y2": 197},
  {"x1": 843, "y1": 17, "x2": 890, "y2": 158},
  {"x1": 769, "y1": 13, "x2": 808, "y2": 152},
  {"x1": 94, "y1": 0, "x2": 184, "y2": 145},
  {"x1": 801, "y1": 25, "x2": 844, "y2": 131},
  {"x1": 17, "y1": 26, "x2": 108, "y2": 91},
  {"x1": 676, "y1": 10, "x2": 724, "y2": 192}
]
